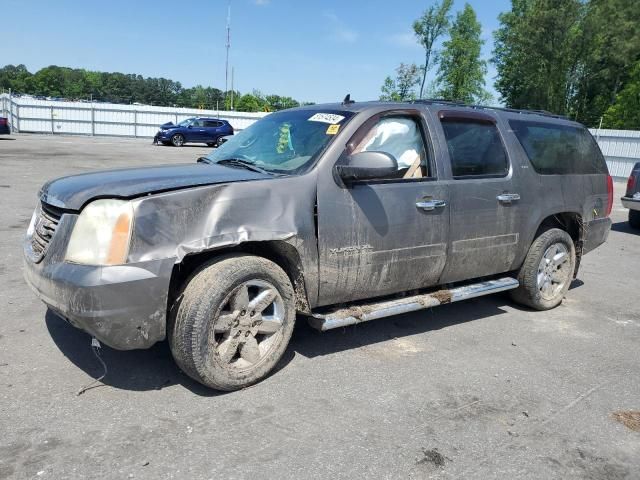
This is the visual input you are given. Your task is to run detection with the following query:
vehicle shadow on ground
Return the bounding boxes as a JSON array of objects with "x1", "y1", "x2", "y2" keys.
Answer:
[
  {"x1": 45, "y1": 310, "x2": 233, "y2": 397},
  {"x1": 0, "y1": 138, "x2": 16, "y2": 140},
  {"x1": 611, "y1": 220, "x2": 638, "y2": 235},
  {"x1": 45, "y1": 293, "x2": 518, "y2": 395},
  {"x1": 291, "y1": 294, "x2": 513, "y2": 359}
]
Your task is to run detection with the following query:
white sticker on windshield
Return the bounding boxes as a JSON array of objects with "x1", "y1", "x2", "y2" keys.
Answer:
[{"x1": 308, "y1": 113, "x2": 345, "y2": 124}]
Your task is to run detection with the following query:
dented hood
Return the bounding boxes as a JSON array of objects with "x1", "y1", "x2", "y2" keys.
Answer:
[{"x1": 39, "y1": 163, "x2": 272, "y2": 210}]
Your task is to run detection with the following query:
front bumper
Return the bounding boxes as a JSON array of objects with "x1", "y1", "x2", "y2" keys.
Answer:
[
  {"x1": 23, "y1": 213, "x2": 175, "y2": 350},
  {"x1": 621, "y1": 196, "x2": 640, "y2": 211},
  {"x1": 24, "y1": 256, "x2": 175, "y2": 350},
  {"x1": 154, "y1": 130, "x2": 172, "y2": 141}
]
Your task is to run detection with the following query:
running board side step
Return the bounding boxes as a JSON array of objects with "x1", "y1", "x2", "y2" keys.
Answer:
[{"x1": 308, "y1": 277, "x2": 519, "y2": 332}]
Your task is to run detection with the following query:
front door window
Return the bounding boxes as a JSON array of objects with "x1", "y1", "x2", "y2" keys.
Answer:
[{"x1": 352, "y1": 116, "x2": 429, "y2": 179}]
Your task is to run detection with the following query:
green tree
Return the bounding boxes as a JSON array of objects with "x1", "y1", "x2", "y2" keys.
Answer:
[
  {"x1": 602, "y1": 60, "x2": 640, "y2": 129},
  {"x1": 0, "y1": 64, "x2": 32, "y2": 92},
  {"x1": 380, "y1": 63, "x2": 421, "y2": 101},
  {"x1": 0, "y1": 63, "x2": 305, "y2": 110},
  {"x1": 235, "y1": 93, "x2": 263, "y2": 112},
  {"x1": 264, "y1": 94, "x2": 300, "y2": 111},
  {"x1": 572, "y1": 0, "x2": 640, "y2": 125},
  {"x1": 413, "y1": 0, "x2": 454, "y2": 99},
  {"x1": 437, "y1": 3, "x2": 489, "y2": 104},
  {"x1": 493, "y1": 0, "x2": 584, "y2": 115}
]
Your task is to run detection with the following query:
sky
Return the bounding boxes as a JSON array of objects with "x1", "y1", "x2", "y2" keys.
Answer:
[{"x1": 2, "y1": 0, "x2": 512, "y2": 104}]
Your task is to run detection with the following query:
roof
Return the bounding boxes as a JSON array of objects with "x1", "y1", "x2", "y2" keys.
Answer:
[{"x1": 290, "y1": 99, "x2": 580, "y2": 126}]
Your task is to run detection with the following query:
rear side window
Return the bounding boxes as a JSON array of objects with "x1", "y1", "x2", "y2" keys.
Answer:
[
  {"x1": 509, "y1": 120, "x2": 607, "y2": 175},
  {"x1": 441, "y1": 120, "x2": 509, "y2": 178},
  {"x1": 204, "y1": 120, "x2": 222, "y2": 128}
]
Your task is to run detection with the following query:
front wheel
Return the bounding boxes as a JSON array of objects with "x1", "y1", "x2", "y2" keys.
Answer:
[
  {"x1": 169, "y1": 254, "x2": 296, "y2": 391},
  {"x1": 629, "y1": 210, "x2": 640, "y2": 229},
  {"x1": 510, "y1": 228, "x2": 576, "y2": 310},
  {"x1": 171, "y1": 133, "x2": 185, "y2": 147}
]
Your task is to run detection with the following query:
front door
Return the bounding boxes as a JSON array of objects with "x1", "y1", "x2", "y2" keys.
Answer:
[
  {"x1": 316, "y1": 111, "x2": 450, "y2": 306},
  {"x1": 187, "y1": 119, "x2": 207, "y2": 142},
  {"x1": 434, "y1": 110, "x2": 525, "y2": 283}
]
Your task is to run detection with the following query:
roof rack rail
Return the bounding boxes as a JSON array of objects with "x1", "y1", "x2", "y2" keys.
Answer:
[{"x1": 410, "y1": 98, "x2": 567, "y2": 120}]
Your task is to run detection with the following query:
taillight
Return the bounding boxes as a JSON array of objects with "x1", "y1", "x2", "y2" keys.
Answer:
[
  {"x1": 606, "y1": 174, "x2": 614, "y2": 217},
  {"x1": 0, "y1": 118, "x2": 7, "y2": 126},
  {"x1": 627, "y1": 174, "x2": 636, "y2": 196}
]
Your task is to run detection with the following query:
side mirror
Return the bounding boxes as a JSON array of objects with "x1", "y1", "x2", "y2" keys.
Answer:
[
  {"x1": 187, "y1": 124, "x2": 193, "y2": 129},
  {"x1": 335, "y1": 151, "x2": 398, "y2": 184}
]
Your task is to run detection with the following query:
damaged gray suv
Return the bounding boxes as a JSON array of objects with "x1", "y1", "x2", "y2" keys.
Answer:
[{"x1": 24, "y1": 100, "x2": 613, "y2": 390}]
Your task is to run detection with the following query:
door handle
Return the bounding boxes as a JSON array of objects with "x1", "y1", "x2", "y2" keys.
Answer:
[
  {"x1": 497, "y1": 193, "x2": 521, "y2": 203},
  {"x1": 416, "y1": 199, "x2": 447, "y2": 211}
]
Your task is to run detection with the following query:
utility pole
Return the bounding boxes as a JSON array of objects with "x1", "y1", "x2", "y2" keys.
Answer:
[
  {"x1": 224, "y1": 1, "x2": 231, "y2": 110},
  {"x1": 230, "y1": 67, "x2": 235, "y2": 110}
]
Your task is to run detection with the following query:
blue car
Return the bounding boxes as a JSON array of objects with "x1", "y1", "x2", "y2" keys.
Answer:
[{"x1": 154, "y1": 117, "x2": 234, "y2": 147}]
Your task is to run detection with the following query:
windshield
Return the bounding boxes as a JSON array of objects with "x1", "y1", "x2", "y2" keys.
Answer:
[
  {"x1": 205, "y1": 109, "x2": 355, "y2": 174},
  {"x1": 177, "y1": 117, "x2": 195, "y2": 127}
]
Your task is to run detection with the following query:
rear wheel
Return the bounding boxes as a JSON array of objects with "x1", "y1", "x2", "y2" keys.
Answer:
[
  {"x1": 169, "y1": 254, "x2": 296, "y2": 391},
  {"x1": 629, "y1": 210, "x2": 640, "y2": 229},
  {"x1": 206, "y1": 142, "x2": 216, "y2": 147},
  {"x1": 171, "y1": 133, "x2": 185, "y2": 147},
  {"x1": 510, "y1": 228, "x2": 576, "y2": 310}
]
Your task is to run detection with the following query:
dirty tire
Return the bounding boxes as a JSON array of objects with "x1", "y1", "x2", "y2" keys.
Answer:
[
  {"x1": 510, "y1": 228, "x2": 576, "y2": 310},
  {"x1": 629, "y1": 210, "x2": 640, "y2": 229},
  {"x1": 169, "y1": 254, "x2": 296, "y2": 391},
  {"x1": 171, "y1": 133, "x2": 185, "y2": 147}
]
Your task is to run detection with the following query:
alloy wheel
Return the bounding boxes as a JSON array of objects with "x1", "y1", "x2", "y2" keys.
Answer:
[{"x1": 209, "y1": 280, "x2": 285, "y2": 370}]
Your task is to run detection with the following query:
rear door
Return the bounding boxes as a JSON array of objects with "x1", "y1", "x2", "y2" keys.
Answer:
[
  {"x1": 316, "y1": 110, "x2": 450, "y2": 306},
  {"x1": 203, "y1": 120, "x2": 222, "y2": 142},
  {"x1": 434, "y1": 110, "x2": 526, "y2": 283}
]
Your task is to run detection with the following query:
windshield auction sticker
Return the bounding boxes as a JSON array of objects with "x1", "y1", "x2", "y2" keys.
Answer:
[
  {"x1": 326, "y1": 124, "x2": 340, "y2": 135},
  {"x1": 308, "y1": 113, "x2": 345, "y2": 124}
]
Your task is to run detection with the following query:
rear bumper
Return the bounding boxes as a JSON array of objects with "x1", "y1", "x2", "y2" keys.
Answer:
[
  {"x1": 621, "y1": 196, "x2": 640, "y2": 211},
  {"x1": 23, "y1": 250, "x2": 175, "y2": 350},
  {"x1": 0, "y1": 124, "x2": 10, "y2": 135},
  {"x1": 583, "y1": 217, "x2": 612, "y2": 255}
]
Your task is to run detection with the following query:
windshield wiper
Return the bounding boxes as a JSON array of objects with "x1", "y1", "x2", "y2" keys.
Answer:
[{"x1": 216, "y1": 158, "x2": 270, "y2": 174}]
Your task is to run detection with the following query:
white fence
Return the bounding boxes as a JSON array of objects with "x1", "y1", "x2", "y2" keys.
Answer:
[
  {"x1": 0, "y1": 93, "x2": 268, "y2": 138},
  {"x1": 2, "y1": 93, "x2": 639, "y2": 179},
  {"x1": 590, "y1": 128, "x2": 640, "y2": 179}
]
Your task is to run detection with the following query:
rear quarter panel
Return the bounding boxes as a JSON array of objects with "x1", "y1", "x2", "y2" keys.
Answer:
[{"x1": 499, "y1": 114, "x2": 610, "y2": 262}]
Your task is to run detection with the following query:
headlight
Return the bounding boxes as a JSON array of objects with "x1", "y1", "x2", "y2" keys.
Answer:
[
  {"x1": 65, "y1": 199, "x2": 134, "y2": 265},
  {"x1": 26, "y1": 209, "x2": 37, "y2": 237}
]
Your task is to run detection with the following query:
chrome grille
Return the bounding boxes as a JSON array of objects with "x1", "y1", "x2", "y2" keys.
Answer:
[{"x1": 30, "y1": 203, "x2": 62, "y2": 262}]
